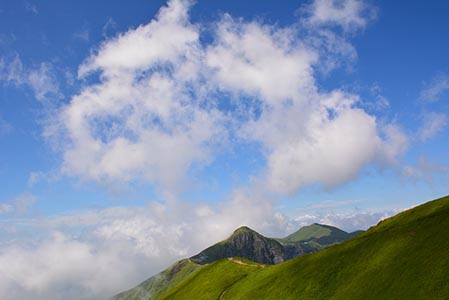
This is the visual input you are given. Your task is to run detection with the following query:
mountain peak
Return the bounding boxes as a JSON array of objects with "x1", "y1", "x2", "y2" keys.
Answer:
[
  {"x1": 280, "y1": 223, "x2": 349, "y2": 245},
  {"x1": 190, "y1": 226, "x2": 286, "y2": 265},
  {"x1": 232, "y1": 226, "x2": 258, "y2": 235}
]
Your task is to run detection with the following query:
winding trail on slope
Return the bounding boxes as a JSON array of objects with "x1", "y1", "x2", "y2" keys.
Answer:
[
  {"x1": 218, "y1": 258, "x2": 265, "y2": 300},
  {"x1": 227, "y1": 257, "x2": 265, "y2": 268}
]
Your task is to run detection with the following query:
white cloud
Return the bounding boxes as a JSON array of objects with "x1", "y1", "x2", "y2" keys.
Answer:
[
  {"x1": 45, "y1": 0, "x2": 406, "y2": 197},
  {"x1": 73, "y1": 30, "x2": 90, "y2": 42},
  {"x1": 206, "y1": 16, "x2": 407, "y2": 193},
  {"x1": 13, "y1": 194, "x2": 37, "y2": 215},
  {"x1": 0, "y1": 116, "x2": 12, "y2": 137},
  {"x1": 0, "y1": 232, "x2": 153, "y2": 300},
  {"x1": 292, "y1": 209, "x2": 400, "y2": 232},
  {"x1": 24, "y1": 1, "x2": 39, "y2": 15},
  {"x1": 402, "y1": 156, "x2": 449, "y2": 184},
  {"x1": 49, "y1": 0, "x2": 226, "y2": 193},
  {"x1": 205, "y1": 16, "x2": 318, "y2": 104},
  {"x1": 0, "y1": 190, "x2": 404, "y2": 300},
  {"x1": 0, "y1": 194, "x2": 37, "y2": 216},
  {"x1": 377, "y1": 123, "x2": 409, "y2": 165},
  {"x1": 0, "y1": 204, "x2": 13, "y2": 214},
  {"x1": 201, "y1": 4, "x2": 404, "y2": 195},
  {"x1": 102, "y1": 17, "x2": 117, "y2": 37},
  {"x1": 28, "y1": 63, "x2": 61, "y2": 102},
  {"x1": 419, "y1": 73, "x2": 449, "y2": 103},
  {"x1": 0, "y1": 55, "x2": 60, "y2": 103},
  {"x1": 302, "y1": 0, "x2": 376, "y2": 32},
  {"x1": 418, "y1": 112, "x2": 447, "y2": 141},
  {"x1": 0, "y1": 55, "x2": 24, "y2": 84},
  {"x1": 0, "y1": 188, "x2": 290, "y2": 300},
  {"x1": 79, "y1": 0, "x2": 197, "y2": 77}
]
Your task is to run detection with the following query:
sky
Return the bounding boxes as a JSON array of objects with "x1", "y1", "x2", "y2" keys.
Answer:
[{"x1": 0, "y1": 0, "x2": 448, "y2": 299}]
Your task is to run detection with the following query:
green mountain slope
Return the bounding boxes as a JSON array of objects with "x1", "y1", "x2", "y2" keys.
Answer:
[
  {"x1": 160, "y1": 195, "x2": 449, "y2": 300},
  {"x1": 110, "y1": 224, "x2": 360, "y2": 299},
  {"x1": 279, "y1": 223, "x2": 351, "y2": 245},
  {"x1": 161, "y1": 258, "x2": 263, "y2": 300},
  {"x1": 110, "y1": 259, "x2": 202, "y2": 300}
]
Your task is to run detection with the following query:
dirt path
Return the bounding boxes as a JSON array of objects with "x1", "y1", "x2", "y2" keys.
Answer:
[
  {"x1": 227, "y1": 257, "x2": 265, "y2": 268},
  {"x1": 219, "y1": 288, "x2": 227, "y2": 300},
  {"x1": 218, "y1": 258, "x2": 264, "y2": 300}
]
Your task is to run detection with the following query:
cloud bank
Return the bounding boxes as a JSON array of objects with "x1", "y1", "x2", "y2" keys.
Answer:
[{"x1": 0, "y1": 194, "x2": 398, "y2": 300}]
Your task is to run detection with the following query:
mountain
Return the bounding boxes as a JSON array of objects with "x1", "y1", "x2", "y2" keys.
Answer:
[
  {"x1": 278, "y1": 223, "x2": 361, "y2": 249},
  {"x1": 110, "y1": 223, "x2": 359, "y2": 299},
  {"x1": 110, "y1": 259, "x2": 201, "y2": 300},
  {"x1": 191, "y1": 226, "x2": 289, "y2": 264},
  {"x1": 158, "y1": 195, "x2": 449, "y2": 300},
  {"x1": 192, "y1": 224, "x2": 360, "y2": 265},
  {"x1": 280, "y1": 223, "x2": 349, "y2": 243}
]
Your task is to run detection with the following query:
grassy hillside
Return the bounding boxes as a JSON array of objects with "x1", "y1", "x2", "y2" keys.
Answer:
[
  {"x1": 160, "y1": 195, "x2": 449, "y2": 300},
  {"x1": 160, "y1": 258, "x2": 263, "y2": 300},
  {"x1": 110, "y1": 259, "x2": 202, "y2": 300},
  {"x1": 279, "y1": 223, "x2": 354, "y2": 247}
]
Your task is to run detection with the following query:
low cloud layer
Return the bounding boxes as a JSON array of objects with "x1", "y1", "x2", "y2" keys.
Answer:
[{"x1": 0, "y1": 193, "x2": 399, "y2": 300}]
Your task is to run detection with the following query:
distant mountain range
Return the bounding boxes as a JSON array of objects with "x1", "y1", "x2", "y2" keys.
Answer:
[{"x1": 110, "y1": 223, "x2": 362, "y2": 299}]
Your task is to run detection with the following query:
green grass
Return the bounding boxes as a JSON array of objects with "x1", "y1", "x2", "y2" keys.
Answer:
[
  {"x1": 160, "y1": 258, "x2": 263, "y2": 300},
  {"x1": 279, "y1": 223, "x2": 352, "y2": 246},
  {"x1": 159, "y1": 195, "x2": 449, "y2": 300},
  {"x1": 111, "y1": 259, "x2": 202, "y2": 300}
]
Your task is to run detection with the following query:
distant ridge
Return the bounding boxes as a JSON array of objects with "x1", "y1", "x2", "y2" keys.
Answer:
[{"x1": 279, "y1": 223, "x2": 359, "y2": 246}]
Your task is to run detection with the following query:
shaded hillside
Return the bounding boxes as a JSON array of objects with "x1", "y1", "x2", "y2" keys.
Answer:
[
  {"x1": 191, "y1": 226, "x2": 289, "y2": 264},
  {"x1": 160, "y1": 195, "x2": 449, "y2": 300}
]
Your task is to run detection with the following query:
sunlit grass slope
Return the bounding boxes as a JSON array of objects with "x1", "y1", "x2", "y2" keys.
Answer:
[
  {"x1": 111, "y1": 259, "x2": 202, "y2": 300},
  {"x1": 161, "y1": 195, "x2": 449, "y2": 300},
  {"x1": 278, "y1": 223, "x2": 355, "y2": 247},
  {"x1": 160, "y1": 258, "x2": 263, "y2": 300}
]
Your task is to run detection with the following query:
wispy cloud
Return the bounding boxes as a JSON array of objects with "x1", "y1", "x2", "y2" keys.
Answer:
[
  {"x1": 402, "y1": 156, "x2": 449, "y2": 184},
  {"x1": 24, "y1": 1, "x2": 38, "y2": 15},
  {"x1": 0, "y1": 116, "x2": 12, "y2": 137},
  {"x1": 418, "y1": 111, "x2": 447, "y2": 141},
  {"x1": 28, "y1": 63, "x2": 61, "y2": 102},
  {"x1": 73, "y1": 29, "x2": 90, "y2": 42},
  {"x1": 292, "y1": 208, "x2": 401, "y2": 232},
  {"x1": 301, "y1": 0, "x2": 377, "y2": 33},
  {"x1": 419, "y1": 73, "x2": 449, "y2": 103},
  {"x1": 102, "y1": 17, "x2": 117, "y2": 37},
  {"x1": 0, "y1": 55, "x2": 61, "y2": 103},
  {"x1": 0, "y1": 193, "x2": 37, "y2": 216},
  {"x1": 0, "y1": 204, "x2": 13, "y2": 214}
]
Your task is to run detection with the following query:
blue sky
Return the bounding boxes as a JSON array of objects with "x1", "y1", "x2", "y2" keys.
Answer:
[{"x1": 0, "y1": 0, "x2": 448, "y2": 299}]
